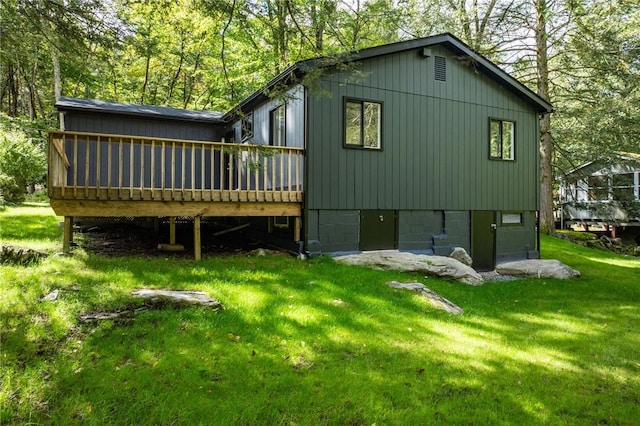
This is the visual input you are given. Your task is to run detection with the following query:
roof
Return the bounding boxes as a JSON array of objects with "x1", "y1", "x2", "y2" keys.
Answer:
[
  {"x1": 56, "y1": 97, "x2": 224, "y2": 123},
  {"x1": 564, "y1": 153, "x2": 640, "y2": 178},
  {"x1": 225, "y1": 32, "x2": 554, "y2": 120}
]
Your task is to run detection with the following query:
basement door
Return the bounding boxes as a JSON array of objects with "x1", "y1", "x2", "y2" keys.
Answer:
[
  {"x1": 471, "y1": 211, "x2": 496, "y2": 271},
  {"x1": 360, "y1": 210, "x2": 397, "y2": 251}
]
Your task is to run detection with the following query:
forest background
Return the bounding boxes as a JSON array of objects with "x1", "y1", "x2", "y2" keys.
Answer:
[{"x1": 1, "y1": 0, "x2": 639, "y2": 233}]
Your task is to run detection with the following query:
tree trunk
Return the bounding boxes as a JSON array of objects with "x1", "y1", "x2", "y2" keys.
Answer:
[
  {"x1": 51, "y1": 44, "x2": 64, "y2": 130},
  {"x1": 536, "y1": 0, "x2": 555, "y2": 234},
  {"x1": 167, "y1": 37, "x2": 185, "y2": 104},
  {"x1": 8, "y1": 63, "x2": 18, "y2": 116},
  {"x1": 140, "y1": 54, "x2": 151, "y2": 104},
  {"x1": 310, "y1": 0, "x2": 326, "y2": 53}
]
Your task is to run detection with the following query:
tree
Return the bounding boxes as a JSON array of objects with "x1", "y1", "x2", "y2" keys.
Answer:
[
  {"x1": 0, "y1": 114, "x2": 46, "y2": 204},
  {"x1": 553, "y1": 0, "x2": 640, "y2": 169},
  {"x1": 535, "y1": 0, "x2": 555, "y2": 234},
  {"x1": 0, "y1": 0, "x2": 119, "y2": 123}
]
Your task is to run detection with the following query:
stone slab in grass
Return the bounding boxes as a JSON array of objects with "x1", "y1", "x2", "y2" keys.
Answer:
[
  {"x1": 496, "y1": 259, "x2": 580, "y2": 279},
  {"x1": 132, "y1": 289, "x2": 223, "y2": 309},
  {"x1": 388, "y1": 281, "x2": 463, "y2": 315},
  {"x1": 334, "y1": 250, "x2": 484, "y2": 285},
  {"x1": 79, "y1": 290, "x2": 222, "y2": 322}
]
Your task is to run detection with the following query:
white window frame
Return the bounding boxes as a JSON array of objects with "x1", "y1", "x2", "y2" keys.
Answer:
[{"x1": 269, "y1": 104, "x2": 286, "y2": 147}]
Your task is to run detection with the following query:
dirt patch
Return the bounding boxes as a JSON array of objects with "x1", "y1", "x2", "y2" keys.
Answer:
[{"x1": 73, "y1": 218, "x2": 298, "y2": 258}]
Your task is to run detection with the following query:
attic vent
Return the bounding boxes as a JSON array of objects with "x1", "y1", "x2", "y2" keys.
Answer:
[{"x1": 434, "y1": 56, "x2": 447, "y2": 81}]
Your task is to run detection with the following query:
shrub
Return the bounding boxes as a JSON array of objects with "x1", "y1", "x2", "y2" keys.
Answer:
[
  {"x1": 556, "y1": 230, "x2": 598, "y2": 241},
  {"x1": 24, "y1": 189, "x2": 50, "y2": 203},
  {"x1": 0, "y1": 130, "x2": 46, "y2": 205}
]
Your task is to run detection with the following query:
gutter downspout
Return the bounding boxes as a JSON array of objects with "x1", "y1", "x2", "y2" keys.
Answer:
[
  {"x1": 537, "y1": 210, "x2": 541, "y2": 255},
  {"x1": 301, "y1": 85, "x2": 310, "y2": 258}
]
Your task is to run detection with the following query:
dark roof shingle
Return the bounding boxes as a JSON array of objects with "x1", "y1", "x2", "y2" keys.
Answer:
[{"x1": 56, "y1": 97, "x2": 224, "y2": 123}]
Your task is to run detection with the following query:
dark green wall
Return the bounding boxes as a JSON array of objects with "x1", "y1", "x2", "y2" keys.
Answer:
[
  {"x1": 65, "y1": 111, "x2": 224, "y2": 141},
  {"x1": 496, "y1": 211, "x2": 537, "y2": 262},
  {"x1": 397, "y1": 210, "x2": 443, "y2": 251},
  {"x1": 306, "y1": 209, "x2": 360, "y2": 253},
  {"x1": 306, "y1": 45, "x2": 540, "y2": 212}
]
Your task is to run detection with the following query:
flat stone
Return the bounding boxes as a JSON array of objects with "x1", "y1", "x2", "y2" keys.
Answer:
[
  {"x1": 79, "y1": 289, "x2": 223, "y2": 322},
  {"x1": 334, "y1": 251, "x2": 483, "y2": 285},
  {"x1": 40, "y1": 289, "x2": 59, "y2": 302},
  {"x1": 388, "y1": 281, "x2": 463, "y2": 315},
  {"x1": 132, "y1": 289, "x2": 223, "y2": 308},
  {"x1": 496, "y1": 259, "x2": 580, "y2": 279},
  {"x1": 480, "y1": 271, "x2": 518, "y2": 282}
]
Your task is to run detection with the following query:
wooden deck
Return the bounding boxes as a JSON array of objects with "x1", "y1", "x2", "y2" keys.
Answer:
[{"x1": 48, "y1": 131, "x2": 305, "y2": 258}]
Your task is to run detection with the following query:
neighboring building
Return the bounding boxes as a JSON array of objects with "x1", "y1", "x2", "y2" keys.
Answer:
[
  {"x1": 559, "y1": 154, "x2": 640, "y2": 233},
  {"x1": 48, "y1": 33, "x2": 552, "y2": 270}
]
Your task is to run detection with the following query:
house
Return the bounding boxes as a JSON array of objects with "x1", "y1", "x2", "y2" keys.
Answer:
[
  {"x1": 558, "y1": 154, "x2": 640, "y2": 235},
  {"x1": 48, "y1": 33, "x2": 553, "y2": 271}
]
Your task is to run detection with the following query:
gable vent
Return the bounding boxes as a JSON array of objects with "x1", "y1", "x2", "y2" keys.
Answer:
[{"x1": 434, "y1": 56, "x2": 447, "y2": 82}]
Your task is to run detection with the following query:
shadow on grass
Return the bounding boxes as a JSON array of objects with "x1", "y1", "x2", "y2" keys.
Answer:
[
  {"x1": 6, "y1": 249, "x2": 636, "y2": 424},
  {"x1": 3, "y1": 215, "x2": 639, "y2": 424}
]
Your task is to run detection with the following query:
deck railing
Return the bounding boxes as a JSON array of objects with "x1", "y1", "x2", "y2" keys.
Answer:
[{"x1": 48, "y1": 131, "x2": 304, "y2": 203}]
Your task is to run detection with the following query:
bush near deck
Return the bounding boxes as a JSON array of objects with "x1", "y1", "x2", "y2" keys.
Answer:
[{"x1": 1, "y1": 205, "x2": 639, "y2": 425}]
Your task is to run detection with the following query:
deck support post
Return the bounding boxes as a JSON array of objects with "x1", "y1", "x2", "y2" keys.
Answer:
[
  {"x1": 62, "y1": 216, "x2": 73, "y2": 252},
  {"x1": 169, "y1": 217, "x2": 176, "y2": 245},
  {"x1": 194, "y1": 215, "x2": 201, "y2": 261},
  {"x1": 294, "y1": 216, "x2": 301, "y2": 242},
  {"x1": 267, "y1": 217, "x2": 274, "y2": 234}
]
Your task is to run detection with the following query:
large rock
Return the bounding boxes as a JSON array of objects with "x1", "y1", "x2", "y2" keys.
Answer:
[
  {"x1": 496, "y1": 259, "x2": 580, "y2": 279},
  {"x1": 449, "y1": 247, "x2": 473, "y2": 267},
  {"x1": 334, "y1": 251, "x2": 484, "y2": 285}
]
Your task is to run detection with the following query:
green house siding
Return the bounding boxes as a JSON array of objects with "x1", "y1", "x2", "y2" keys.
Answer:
[{"x1": 306, "y1": 46, "x2": 540, "y2": 213}]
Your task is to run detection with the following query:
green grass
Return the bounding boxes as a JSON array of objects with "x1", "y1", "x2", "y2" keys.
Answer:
[
  {"x1": 0, "y1": 202, "x2": 62, "y2": 251},
  {"x1": 1, "y1": 205, "x2": 639, "y2": 425}
]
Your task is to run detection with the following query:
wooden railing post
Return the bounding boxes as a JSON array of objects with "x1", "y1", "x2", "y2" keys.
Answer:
[{"x1": 47, "y1": 133, "x2": 70, "y2": 196}]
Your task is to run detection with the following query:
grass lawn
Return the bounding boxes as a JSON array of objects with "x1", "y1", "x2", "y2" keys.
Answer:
[{"x1": 1, "y1": 204, "x2": 639, "y2": 425}]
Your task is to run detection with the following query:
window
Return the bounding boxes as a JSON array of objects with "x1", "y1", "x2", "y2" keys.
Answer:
[
  {"x1": 241, "y1": 113, "x2": 253, "y2": 142},
  {"x1": 502, "y1": 212, "x2": 523, "y2": 225},
  {"x1": 490, "y1": 118, "x2": 515, "y2": 160},
  {"x1": 588, "y1": 175, "x2": 608, "y2": 201},
  {"x1": 344, "y1": 99, "x2": 382, "y2": 149},
  {"x1": 269, "y1": 104, "x2": 286, "y2": 146},
  {"x1": 612, "y1": 173, "x2": 635, "y2": 201}
]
